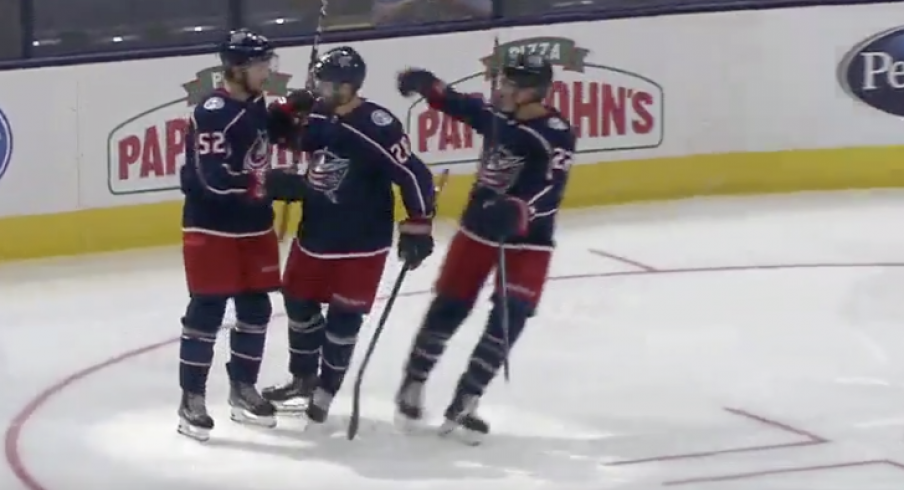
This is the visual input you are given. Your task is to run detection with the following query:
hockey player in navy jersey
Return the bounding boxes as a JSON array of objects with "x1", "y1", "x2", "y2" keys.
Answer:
[
  {"x1": 176, "y1": 29, "x2": 284, "y2": 441},
  {"x1": 261, "y1": 46, "x2": 437, "y2": 424},
  {"x1": 393, "y1": 53, "x2": 575, "y2": 443}
]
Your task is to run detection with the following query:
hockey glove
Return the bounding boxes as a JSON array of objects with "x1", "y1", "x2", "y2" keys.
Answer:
[
  {"x1": 267, "y1": 89, "x2": 317, "y2": 146},
  {"x1": 397, "y1": 218, "x2": 434, "y2": 269},
  {"x1": 482, "y1": 196, "x2": 529, "y2": 241},
  {"x1": 397, "y1": 69, "x2": 443, "y2": 98},
  {"x1": 264, "y1": 168, "x2": 308, "y2": 202}
]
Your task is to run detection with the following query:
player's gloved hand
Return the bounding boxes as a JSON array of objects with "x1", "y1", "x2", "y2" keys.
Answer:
[
  {"x1": 397, "y1": 218, "x2": 434, "y2": 269},
  {"x1": 267, "y1": 89, "x2": 317, "y2": 146},
  {"x1": 481, "y1": 196, "x2": 529, "y2": 241},
  {"x1": 264, "y1": 168, "x2": 308, "y2": 202},
  {"x1": 397, "y1": 68, "x2": 443, "y2": 98}
]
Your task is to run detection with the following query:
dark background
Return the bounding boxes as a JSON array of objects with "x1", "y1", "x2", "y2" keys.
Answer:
[{"x1": 0, "y1": 0, "x2": 884, "y2": 62}]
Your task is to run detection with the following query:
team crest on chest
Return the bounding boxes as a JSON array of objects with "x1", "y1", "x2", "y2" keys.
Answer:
[
  {"x1": 306, "y1": 149, "x2": 350, "y2": 203},
  {"x1": 245, "y1": 130, "x2": 271, "y2": 170},
  {"x1": 477, "y1": 146, "x2": 524, "y2": 191}
]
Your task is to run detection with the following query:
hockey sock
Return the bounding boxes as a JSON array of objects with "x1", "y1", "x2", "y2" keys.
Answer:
[
  {"x1": 227, "y1": 322, "x2": 267, "y2": 384},
  {"x1": 319, "y1": 306, "x2": 364, "y2": 394},
  {"x1": 227, "y1": 293, "x2": 272, "y2": 384},
  {"x1": 285, "y1": 298, "x2": 325, "y2": 377},
  {"x1": 180, "y1": 296, "x2": 228, "y2": 394},
  {"x1": 457, "y1": 296, "x2": 531, "y2": 396},
  {"x1": 404, "y1": 296, "x2": 472, "y2": 382}
]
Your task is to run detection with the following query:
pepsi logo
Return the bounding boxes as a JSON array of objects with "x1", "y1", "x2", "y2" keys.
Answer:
[
  {"x1": 0, "y1": 107, "x2": 12, "y2": 181},
  {"x1": 838, "y1": 26, "x2": 904, "y2": 116}
]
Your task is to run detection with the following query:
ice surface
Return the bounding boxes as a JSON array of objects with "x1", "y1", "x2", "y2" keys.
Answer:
[{"x1": 4, "y1": 190, "x2": 904, "y2": 489}]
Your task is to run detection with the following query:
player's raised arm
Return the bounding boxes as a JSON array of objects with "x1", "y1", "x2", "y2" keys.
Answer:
[
  {"x1": 189, "y1": 103, "x2": 251, "y2": 198},
  {"x1": 397, "y1": 68, "x2": 505, "y2": 136}
]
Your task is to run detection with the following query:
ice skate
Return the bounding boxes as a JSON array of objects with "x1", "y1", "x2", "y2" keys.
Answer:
[
  {"x1": 302, "y1": 387, "x2": 334, "y2": 431},
  {"x1": 261, "y1": 374, "x2": 318, "y2": 412},
  {"x1": 177, "y1": 391, "x2": 214, "y2": 442},
  {"x1": 438, "y1": 391, "x2": 489, "y2": 445},
  {"x1": 229, "y1": 382, "x2": 277, "y2": 427},
  {"x1": 394, "y1": 376, "x2": 426, "y2": 432}
]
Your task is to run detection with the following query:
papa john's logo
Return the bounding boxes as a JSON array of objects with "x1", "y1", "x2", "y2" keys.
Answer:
[
  {"x1": 106, "y1": 67, "x2": 300, "y2": 196},
  {"x1": 0, "y1": 106, "x2": 13, "y2": 181},
  {"x1": 405, "y1": 36, "x2": 665, "y2": 168}
]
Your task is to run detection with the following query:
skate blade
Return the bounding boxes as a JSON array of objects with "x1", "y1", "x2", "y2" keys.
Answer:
[
  {"x1": 230, "y1": 406, "x2": 277, "y2": 428},
  {"x1": 438, "y1": 420, "x2": 484, "y2": 446},
  {"x1": 177, "y1": 420, "x2": 211, "y2": 442},
  {"x1": 271, "y1": 398, "x2": 309, "y2": 413}
]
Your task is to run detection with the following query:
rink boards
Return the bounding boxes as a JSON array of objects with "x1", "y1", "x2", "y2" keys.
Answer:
[{"x1": 0, "y1": 3, "x2": 903, "y2": 260}]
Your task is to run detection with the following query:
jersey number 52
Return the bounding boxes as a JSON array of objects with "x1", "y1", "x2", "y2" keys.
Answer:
[{"x1": 196, "y1": 132, "x2": 227, "y2": 155}]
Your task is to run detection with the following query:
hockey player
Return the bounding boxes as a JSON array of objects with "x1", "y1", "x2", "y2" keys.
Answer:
[
  {"x1": 176, "y1": 29, "x2": 283, "y2": 441},
  {"x1": 261, "y1": 46, "x2": 437, "y2": 425},
  {"x1": 393, "y1": 53, "x2": 575, "y2": 443}
]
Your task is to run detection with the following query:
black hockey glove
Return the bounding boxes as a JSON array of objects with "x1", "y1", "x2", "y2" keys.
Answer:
[
  {"x1": 397, "y1": 68, "x2": 442, "y2": 98},
  {"x1": 397, "y1": 218, "x2": 434, "y2": 269},
  {"x1": 482, "y1": 196, "x2": 529, "y2": 241},
  {"x1": 264, "y1": 168, "x2": 308, "y2": 202},
  {"x1": 267, "y1": 88, "x2": 317, "y2": 146}
]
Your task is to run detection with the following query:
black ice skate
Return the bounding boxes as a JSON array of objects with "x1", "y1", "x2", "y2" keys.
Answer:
[
  {"x1": 439, "y1": 391, "x2": 489, "y2": 445},
  {"x1": 394, "y1": 377, "x2": 426, "y2": 432},
  {"x1": 303, "y1": 387, "x2": 334, "y2": 429},
  {"x1": 261, "y1": 375, "x2": 318, "y2": 412},
  {"x1": 177, "y1": 391, "x2": 214, "y2": 442},
  {"x1": 229, "y1": 382, "x2": 277, "y2": 427}
]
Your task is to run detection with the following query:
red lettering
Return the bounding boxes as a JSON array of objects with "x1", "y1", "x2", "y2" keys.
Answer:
[
  {"x1": 417, "y1": 109, "x2": 439, "y2": 152},
  {"x1": 165, "y1": 119, "x2": 187, "y2": 175},
  {"x1": 439, "y1": 115, "x2": 463, "y2": 151},
  {"x1": 118, "y1": 135, "x2": 140, "y2": 180},
  {"x1": 546, "y1": 81, "x2": 570, "y2": 121},
  {"x1": 140, "y1": 126, "x2": 164, "y2": 178},
  {"x1": 571, "y1": 81, "x2": 598, "y2": 138},
  {"x1": 631, "y1": 90, "x2": 654, "y2": 134},
  {"x1": 601, "y1": 84, "x2": 627, "y2": 136},
  {"x1": 275, "y1": 148, "x2": 304, "y2": 169}
]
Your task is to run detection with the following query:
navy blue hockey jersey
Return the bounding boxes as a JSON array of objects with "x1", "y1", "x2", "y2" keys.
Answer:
[
  {"x1": 431, "y1": 89, "x2": 575, "y2": 249},
  {"x1": 180, "y1": 90, "x2": 274, "y2": 235},
  {"x1": 296, "y1": 99, "x2": 435, "y2": 255}
]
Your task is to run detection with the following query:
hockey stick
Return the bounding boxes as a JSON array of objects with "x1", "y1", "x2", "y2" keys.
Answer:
[
  {"x1": 488, "y1": 36, "x2": 511, "y2": 382},
  {"x1": 275, "y1": 0, "x2": 329, "y2": 242},
  {"x1": 347, "y1": 169, "x2": 450, "y2": 440}
]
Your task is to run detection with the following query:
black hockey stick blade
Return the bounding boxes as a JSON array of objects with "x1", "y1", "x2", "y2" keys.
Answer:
[{"x1": 347, "y1": 263, "x2": 410, "y2": 440}]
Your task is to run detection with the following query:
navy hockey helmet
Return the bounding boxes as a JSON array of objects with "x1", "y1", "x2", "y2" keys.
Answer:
[
  {"x1": 219, "y1": 29, "x2": 275, "y2": 67},
  {"x1": 312, "y1": 46, "x2": 367, "y2": 90},
  {"x1": 502, "y1": 53, "x2": 553, "y2": 92}
]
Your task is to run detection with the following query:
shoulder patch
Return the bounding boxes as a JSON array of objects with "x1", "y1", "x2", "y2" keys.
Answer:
[
  {"x1": 203, "y1": 97, "x2": 225, "y2": 110},
  {"x1": 371, "y1": 109, "x2": 394, "y2": 126},
  {"x1": 548, "y1": 117, "x2": 568, "y2": 130}
]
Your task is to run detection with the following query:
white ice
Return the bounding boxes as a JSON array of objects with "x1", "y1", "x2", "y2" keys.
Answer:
[{"x1": 3, "y1": 190, "x2": 904, "y2": 489}]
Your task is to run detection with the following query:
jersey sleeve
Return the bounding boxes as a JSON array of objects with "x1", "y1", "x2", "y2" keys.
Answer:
[
  {"x1": 427, "y1": 87, "x2": 527, "y2": 145},
  {"x1": 190, "y1": 102, "x2": 250, "y2": 197},
  {"x1": 523, "y1": 118, "x2": 576, "y2": 221},
  {"x1": 352, "y1": 112, "x2": 436, "y2": 219}
]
